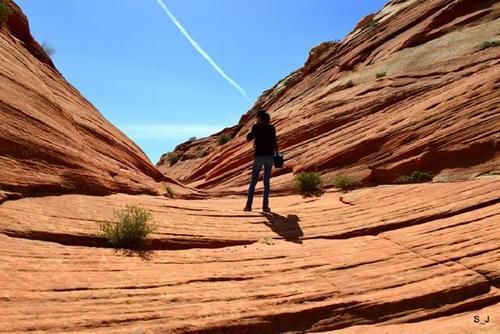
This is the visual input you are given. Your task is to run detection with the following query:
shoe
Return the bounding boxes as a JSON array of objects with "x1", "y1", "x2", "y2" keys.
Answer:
[
  {"x1": 243, "y1": 207, "x2": 252, "y2": 212},
  {"x1": 262, "y1": 207, "x2": 271, "y2": 213}
]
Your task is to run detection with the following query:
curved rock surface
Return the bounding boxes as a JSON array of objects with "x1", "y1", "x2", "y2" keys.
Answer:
[
  {"x1": 1, "y1": 1, "x2": 499, "y2": 333},
  {"x1": 1, "y1": 178, "x2": 499, "y2": 333},
  {"x1": 158, "y1": 0, "x2": 500, "y2": 193},
  {"x1": 325, "y1": 303, "x2": 500, "y2": 334},
  {"x1": 0, "y1": 0, "x2": 184, "y2": 201}
]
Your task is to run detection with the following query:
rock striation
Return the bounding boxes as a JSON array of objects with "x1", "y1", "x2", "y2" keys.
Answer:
[
  {"x1": 0, "y1": 179, "x2": 499, "y2": 333},
  {"x1": 0, "y1": 1, "x2": 499, "y2": 333},
  {"x1": 158, "y1": 0, "x2": 500, "y2": 194},
  {"x1": 0, "y1": 0, "x2": 185, "y2": 202}
]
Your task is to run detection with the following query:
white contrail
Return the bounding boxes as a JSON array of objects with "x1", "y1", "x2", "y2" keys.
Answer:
[{"x1": 155, "y1": 0, "x2": 249, "y2": 100}]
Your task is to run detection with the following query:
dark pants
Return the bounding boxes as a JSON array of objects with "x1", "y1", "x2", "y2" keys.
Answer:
[{"x1": 246, "y1": 155, "x2": 273, "y2": 209}]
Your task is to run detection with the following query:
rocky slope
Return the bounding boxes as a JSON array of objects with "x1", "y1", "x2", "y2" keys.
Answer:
[
  {"x1": 1, "y1": 178, "x2": 498, "y2": 332},
  {"x1": 158, "y1": 0, "x2": 500, "y2": 194},
  {"x1": 0, "y1": 0, "x2": 187, "y2": 203},
  {"x1": 1, "y1": 1, "x2": 499, "y2": 333}
]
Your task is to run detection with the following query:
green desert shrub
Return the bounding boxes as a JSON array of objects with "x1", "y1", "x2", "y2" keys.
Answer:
[
  {"x1": 477, "y1": 41, "x2": 500, "y2": 51},
  {"x1": 376, "y1": 72, "x2": 387, "y2": 78},
  {"x1": 363, "y1": 20, "x2": 379, "y2": 30},
  {"x1": 196, "y1": 147, "x2": 208, "y2": 158},
  {"x1": 259, "y1": 236, "x2": 275, "y2": 246},
  {"x1": 217, "y1": 134, "x2": 231, "y2": 146},
  {"x1": 188, "y1": 136, "x2": 197, "y2": 141},
  {"x1": 41, "y1": 42, "x2": 55, "y2": 56},
  {"x1": 332, "y1": 175, "x2": 359, "y2": 191},
  {"x1": 344, "y1": 80, "x2": 355, "y2": 89},
  {"x1": 165, "y1": 185, "x2": 175, "y2": 198},
  {"x1": 329, "y1": 80, "x2": 355, "y2": 93},
  {"x1": 395, "y1": 171, "x2": 433, "y2": 184},
  {"x1": 295, "y1": 172, "x2": 323, "y2": 196},
  {"x1": 167, "y1": 152, "x2": 179, "y2": 166},
  {"x1": 0, "y1": 1, "x2": 12, "y2": 26},
  {"x1": 98, "y1": 206, "x2": 156, "y2": 249}
]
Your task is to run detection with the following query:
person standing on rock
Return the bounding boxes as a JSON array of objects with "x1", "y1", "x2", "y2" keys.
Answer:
[{"x1": 244, "y1": 109, "x2": 279, "y2": 213}]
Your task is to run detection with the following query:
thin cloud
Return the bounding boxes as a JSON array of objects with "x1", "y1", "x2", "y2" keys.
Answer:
[
  {"x1": 155, "y1": 0, "x2": 249, "y2": 100},
  {"x1": 119, "y1": 124, "x2": 223, "y2": 139}
]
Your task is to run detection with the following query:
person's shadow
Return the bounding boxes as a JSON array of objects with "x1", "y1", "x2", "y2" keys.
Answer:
[{"x1": 262, "y1": 213, "x2": 304, "y2": 244}]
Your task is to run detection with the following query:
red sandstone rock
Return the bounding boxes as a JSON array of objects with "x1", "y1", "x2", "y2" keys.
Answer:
[
  {"x1": 0, "y1": 0, "x2": 188, "y2": 200},
  {"x1": 1, "y1": 1, "x2": 499, "y2": 333},
  {"x1": 158, "y1": 0, "x2": 500, "y2": 193},
  {"x1": 324, "y1": 303, "x2": 500, "y2": 334},
  {"x1": 0, "y1": 179, "x2": 498, "y2": 332}
]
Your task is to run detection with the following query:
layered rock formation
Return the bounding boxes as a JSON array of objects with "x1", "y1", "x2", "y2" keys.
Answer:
[
  {"x1": 0, "y1": 0, "x2": 186, "y2": 202},
  {"x1": 1, "y1": 1, "x2": 499, "y2": 333},
  {"x1": 1, "y1": 179, "x2": 499, "y2": 332},
  {"x1": 158, "y1": 0, "x2": 500, "y2": 194}
]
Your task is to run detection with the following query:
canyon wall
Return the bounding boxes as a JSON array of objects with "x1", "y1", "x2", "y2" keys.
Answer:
[
  {"x1": 0, "y1": 0, "x2": 185, "y2": 202},
  {"x1": 158, "y1": 0, "x2": 500, "y2": 194}
]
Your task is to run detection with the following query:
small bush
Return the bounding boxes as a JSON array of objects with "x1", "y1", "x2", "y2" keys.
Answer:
[
  {"x1": 0, "y1": 1, "x2": 12, "y2": 26},
  {"x1": 477, "y1": 41, "x2": 500, "y2": 51},
  {"x1": 165, "y1": 185, "x2": 175, "y2": 198},
  {"x1": 363, "y1": 20, "x2": 379, "y2": 30},
  {"x1": 376, "y1": 72, "x2": 387, "y2": 78},
  {"x1": 196, "y1": 147, "x2": 208, "y2": 158},
  {"x1": 167, "y1": 152, "x2": 179, "y2": 166},
  {"x1": 395, "y1": 171, "x2": 433, "y2": 184},
  {"x1": 98, "y1": 206, "x2": 156, "y2": 249},
  {"x1": 332, "y1": 175, "x2": 359, "y2": 192},
  {"x1": 259, "y1": 236, "x2": 275, "y2": 246},
  {"x1": 188, "y1": 136, "x2": 197, "y2": 141},
  {"x1": 217, "y1": 134, "x2": 231, "y2": 146},
  {"x1": 329, "y1": 80, "x2": 355, "y2": 94},
  {"x1": 41, "y1": 42, "x2": 55, "y2": 57},
  {"x1": 296, "y1": 172, "x2": 323, "y2": 196}
]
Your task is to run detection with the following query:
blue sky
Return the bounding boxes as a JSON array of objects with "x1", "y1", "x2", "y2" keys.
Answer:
[{"x1": 16, "y1": 0, "x2": 387, "y2": 163}]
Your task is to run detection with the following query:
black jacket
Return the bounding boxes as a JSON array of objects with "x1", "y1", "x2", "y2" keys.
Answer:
[{"x1": 247, "y1": 123, "x2": 277, "y2": 156}]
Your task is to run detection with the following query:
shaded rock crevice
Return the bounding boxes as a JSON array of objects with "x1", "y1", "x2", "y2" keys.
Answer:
[{"x1": 2, "y1": 231, "x2": 254, "y2": 251}]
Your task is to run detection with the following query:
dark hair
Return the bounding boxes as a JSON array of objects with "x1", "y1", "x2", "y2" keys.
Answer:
[
  {"x1": 257, "y1": 108, "x2": 267, "y2": 117},
  {"x1": 262, "y1": 112, "x2": 270, "y2": 124}
]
